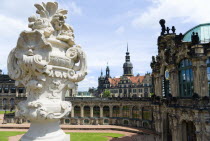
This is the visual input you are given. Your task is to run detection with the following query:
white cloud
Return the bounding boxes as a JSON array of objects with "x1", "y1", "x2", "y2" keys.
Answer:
[
  {"x1": 78, "y1": 76, "x2": 98, "y2": 91},
  {"x1": 115, "y1": 26, "x2": 125, "y2": 35},
  {"x1": 59, "y1": 1, "x2": 82, "y2": 16},
  {"x1": 132, "y1": 0, "x2": 210, "y2": 28},
  {"x1": 0, "y1": 14, "x2": 27, "y2": 73}
]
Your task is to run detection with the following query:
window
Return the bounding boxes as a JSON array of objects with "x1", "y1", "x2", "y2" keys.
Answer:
[
  {"x1": 113, "y1": 106, "x2": 120, "y2": 117},
  {"x1": 10, "y1": 98, "x2": 14, "y2": 107},
  {"x1": 144, "y1": 88, "x2": 148, "y2": 92},
  {"x1": 103, "y1": 106, "x2": 110, "y2": 117},
  {"x1": 84, "y1": 119, "x2": 89, "y2": 124},
  {"x1": 10, "y1": 87, "x2": 16, "y2": 93},
  {"x1": 74, "y1": 106, "x2": 81, "y2": 117},
  {"x1": 162, "y1": 69, "x2": 171, "y2": 97},
  {"x1": 207, "y1": 57, "x2": 210, "y2": 96},
  {"x1": 133, "y1": 89, "x2": 136, "y2": 93},
  {"x1": 84, "y1": 106, "x2": 90, "y2": 117},
  {"x1": 18, "y1": 88, "x2": 24, "y2": 93},
  {"x1": 4, "y1": 88, "x2": 9, "y2": 93},
  {"x1": 122, "y1": 106, "x2": 130, "y2": 118},
  {"x1": 93, "y1": 106, "x2": 100, "y2": 117},
  {"x1": 142, "y1": 107, "x2": 152, "y2": 121},
  {"x1": 179, "y1": 59, "x2": 194, "y2": 97},
  {"x1": 132, "y1": 106, "x2": 140, "y2": 119}
]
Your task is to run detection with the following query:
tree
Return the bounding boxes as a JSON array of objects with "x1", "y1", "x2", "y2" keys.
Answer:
[{"x1": 103, "y1": 89, "x2": 111, "y2": 97}]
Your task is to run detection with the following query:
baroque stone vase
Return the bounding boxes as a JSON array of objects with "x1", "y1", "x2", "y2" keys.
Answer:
[{"x1": 7, "y1": 2, "x2": 87, "y2": 141}]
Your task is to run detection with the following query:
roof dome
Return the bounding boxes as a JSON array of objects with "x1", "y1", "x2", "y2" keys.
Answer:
[
  {"x1": 183, "y1": 23, "x2": 210, "y2": 43},
  {"x1": 123, "y1": 62, "x2": 133, "y2": 68}
]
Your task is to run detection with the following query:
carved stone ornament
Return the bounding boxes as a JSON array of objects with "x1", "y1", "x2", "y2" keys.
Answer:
[{"x1": 7, "y1": 2, "x2": 87, "y2": 141}]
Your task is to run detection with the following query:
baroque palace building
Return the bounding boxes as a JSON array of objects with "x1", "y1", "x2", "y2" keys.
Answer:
[
  {"x1": 150, "y1": 20, "x2": 210, "y2": 141},
  {"x1": 97, "y1": 46, "x2": 153, "y2": 97},
  {"x1": 2, "y1": 20, "x2": 210, "y2": 141}
]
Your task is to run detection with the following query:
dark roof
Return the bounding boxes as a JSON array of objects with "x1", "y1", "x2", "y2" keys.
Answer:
[{"x1": 0, "y1": 75, "x2": 15, "y2": 83}]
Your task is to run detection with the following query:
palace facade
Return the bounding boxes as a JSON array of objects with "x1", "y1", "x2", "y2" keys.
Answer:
[
  {"x1": 98, "y1": 47, "x2": 153, "y2": 97},
  {"x1": 150, "y1": 20, "x2": 210, "y2": 141}
]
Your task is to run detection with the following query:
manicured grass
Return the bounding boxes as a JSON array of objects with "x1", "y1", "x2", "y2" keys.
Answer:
[
  {"x1": 0, "y1": 131, "x2": 25, "y2": 141},
  {"x1": 68, "y1": 132, "x2": 124, "y2": 141},
  {"x1": 0, "y1": 131, "x2": 124, "y2": 141},
  {"x1": 0, "y1": 111, "x2": 15, "y2": 114}
]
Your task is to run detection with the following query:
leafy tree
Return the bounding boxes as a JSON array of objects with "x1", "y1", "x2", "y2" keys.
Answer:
[{"x1": 103, "y1": 89, "x2": 111, "y2": 97}]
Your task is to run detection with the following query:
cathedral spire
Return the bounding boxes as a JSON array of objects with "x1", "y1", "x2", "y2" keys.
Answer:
[
  {"x1": 101, "y1": 68, "x2": 103, "y2": 76},
  {"x1": 123, "y1": 44, "x2": 133, "y2": 76},
  {"x1": 125, "y1": 43, "x2": 130, "y2": 62},
  {"x1": 106, "y1": 62, "x2": 110, "y2": 78}
]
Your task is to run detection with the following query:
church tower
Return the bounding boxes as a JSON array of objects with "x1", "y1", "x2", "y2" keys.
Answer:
[
  {"x1": 106, "y1": 63, "x2": 110, "y2": 78},
  {"x1": 123, "y1": 44, "x2": 133, "y2": 76}
]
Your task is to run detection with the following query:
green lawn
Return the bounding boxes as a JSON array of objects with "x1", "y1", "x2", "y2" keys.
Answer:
[
  {"x1": 0, "y1": 111, "x2": 15, "y2": 114},
  {"x1": 0, "y1": 131, "x2": 124, "y2": 141},
  {"x1": 0, "y1": 131, "x2": 25, "y2": 141}
]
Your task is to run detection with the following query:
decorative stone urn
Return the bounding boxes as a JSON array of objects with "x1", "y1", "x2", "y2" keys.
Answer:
[{"x1": 7, "y1": 2, "x2": 87, "y2": 141}]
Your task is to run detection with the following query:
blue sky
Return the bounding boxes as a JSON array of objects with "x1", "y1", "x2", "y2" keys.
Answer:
[{"x1": 1, "y1": 0, "x2": 210, "y2": 91}]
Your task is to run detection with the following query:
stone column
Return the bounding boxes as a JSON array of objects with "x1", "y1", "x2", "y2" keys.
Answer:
[
  {"x1": 130, "y1": 106, "x2": 133, "y2": 119},
  {"x1": 90, "y1": 106, "x2": 93, "y2": 118},
  {"x1": 154, "y1": 75, "x2": 162, "y2": 97},
  {"x1": 194, "y1": 120, "x2": 203, "y2": 141},
  {"x1": 192, "y1": 59, "x2": 208, "y2": 97},
  {"x1": 169, "y1": 68, "x2": 179, "y2": 97},
  {"x1": 81, "y1": 106, "x2": 84, "y2": 117},
  {"x1": 16, "y1": 87, "x2": 18, "y2": 97},
  {"x1": 120, "y1": 106, "x2": 123, "y2": 117},
  {"x1": 100, "y1": 106, "x2": 103, "y2": 118},
  {"x1": 109, "y1": 105, "x2": 113, "y2": 117},
  {"x1": 71, "y1": 106, "x2": 74, "y2": 117}
]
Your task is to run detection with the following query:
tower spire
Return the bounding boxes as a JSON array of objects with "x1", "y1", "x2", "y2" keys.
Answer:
[
  {"x1": 123, "y1": 43, "x2": 133, "y2": 76},
  {"x1": 106, "y1": 62, "x2": 110, "y2": 78},
  {"x1": 101, "y1": 68, "x2": 103, "y2": 76}
]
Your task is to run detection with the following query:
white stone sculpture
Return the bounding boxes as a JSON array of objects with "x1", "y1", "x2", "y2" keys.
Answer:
[{"x1": 7, "y1": 2, "x2": 87, "y2": 141}]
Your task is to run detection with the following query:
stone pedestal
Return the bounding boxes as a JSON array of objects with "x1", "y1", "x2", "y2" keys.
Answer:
[{"x1": 21, "y1": 120, "x2": 69, "y2": 141}]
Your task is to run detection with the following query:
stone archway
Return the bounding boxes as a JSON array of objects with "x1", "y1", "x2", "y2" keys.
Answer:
[{"x1": 182, "y1": 120, "x2": 196, "y2": 141}]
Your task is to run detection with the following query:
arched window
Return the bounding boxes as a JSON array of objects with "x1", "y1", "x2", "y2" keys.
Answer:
[
  {"x1": 84, "y1": 106, "x2": 90, "y2": 117},
  {"x1": 162, "y1": 69, "x2": 171, "y2": 97},
  {"x1": 103, "y1": 106, "x2": 110, "y2": 117},
  {"x1": 122, "y1": 106, "x2": 130, "y2": 118},
  {"x1": 93, "y1": 106, "x2": 100, "y2": 117},
  {"x1": 10, "y1": 98, "x2": 14, "y2": 107},
  {"x1": 74, "y1": 106, "x2": 80, "y2": 117},
  {"x1": 207, "y1": 57, "x2": 210, "y2": 96},
  {"x1": 179, "y1": 59, "x2": 194, "y2": 97},
  {"x1": 113, "y1": 106, "x2": 120, "y2": 117},
  {"x1": 142, "y1": 107, "x2": 152, "y2": 121},
  {"x1": 132, "y1": 106, "x2": 140, "y2": 119},
  {"x1": 3, "y1": 98, "x2": 7, "y2": 106}
]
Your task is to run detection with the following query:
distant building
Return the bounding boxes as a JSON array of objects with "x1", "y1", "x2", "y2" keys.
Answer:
[
  {"x1": 0, "y1": 70, "x2": 26, "y2": 110},
  {"x1": 77, "y1": 91, "x2": 94, "y2": 97},
  {"x1": 98, "y1": 45, "x2": 152, "y2": 97},
  {"x1": 0, "y1": 69, "x2": 78, "y2": 110}
]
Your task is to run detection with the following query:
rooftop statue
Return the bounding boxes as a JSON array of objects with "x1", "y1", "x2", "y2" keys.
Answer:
[
  {"x1": 7, "y1": 2, "x2": 87, "y2": 141},
  {"x1": 159, "y1": 19, "x2": 166, "y2": 35}
]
